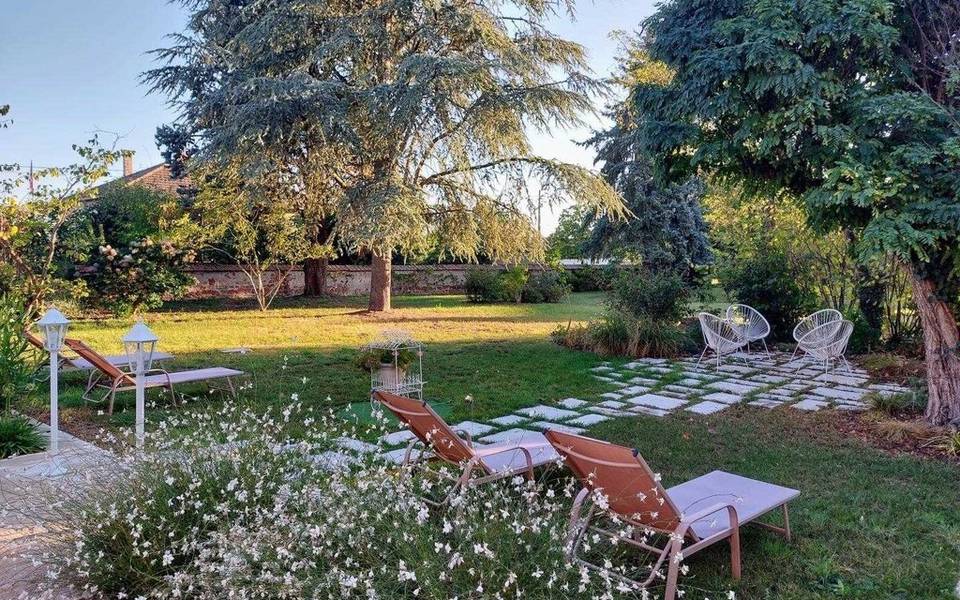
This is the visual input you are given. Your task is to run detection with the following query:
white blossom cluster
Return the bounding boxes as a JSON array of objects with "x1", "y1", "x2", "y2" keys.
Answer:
[{"x1": 25, "y1": 391, "x2": 732, "y2": 599}]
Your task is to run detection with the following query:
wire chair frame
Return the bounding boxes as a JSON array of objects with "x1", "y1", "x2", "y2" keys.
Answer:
[
  {"x1": 696, "y1": 313, "x2": 749, "y2": 371},
  {"x1": 790, "y1": 309, "x2": 843, "y2": 362},
  {"x1": 725, "y1": 304, "x2": 772, "y2": 358},
  {"x1": 795, "y1": 320, "x2": 854, "y2": 373}
]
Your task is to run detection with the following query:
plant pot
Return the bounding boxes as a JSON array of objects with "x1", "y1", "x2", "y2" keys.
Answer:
[{"x1": 376, "y1": 362, "x2": 407, "y2": 388}]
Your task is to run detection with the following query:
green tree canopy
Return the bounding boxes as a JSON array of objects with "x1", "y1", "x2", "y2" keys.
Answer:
[
  {"x1": 631, "y1": 0, "x2": 960, "y2": 424},
  {"x1": 145, "y1": 0, "x2": 624, "y2": 310}
]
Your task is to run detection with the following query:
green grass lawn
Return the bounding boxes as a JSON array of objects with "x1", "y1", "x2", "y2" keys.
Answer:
[
  {"x1": 29, "y1": 292, "x2": 960, "y2": 598},
  {"x1": 594, "y1": 408, "x2": 960, "y2": 599},
  {"x1": 36, "y1": 293, "x2": 611, "y2": 432}
]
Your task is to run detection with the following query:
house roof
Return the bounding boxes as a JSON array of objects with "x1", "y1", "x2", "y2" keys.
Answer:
[{"x1": 93, "y1": 163, "x2": 192, "y2": 198}]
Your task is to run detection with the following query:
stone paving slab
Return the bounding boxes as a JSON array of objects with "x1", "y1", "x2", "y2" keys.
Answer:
[
  {"x1": 624, "y1": 394, "x2": 687, "y2": 410},
  {"x1": 559, "y1": 398, "x2": 589, "y2": 409},
  {"x1": 452, "y1": 421, "x2": 495, "y2": 437},
  {"x1": 686, "y1": 401, "x2": 728, "y2": 415},
  {"x1": 515, "y1": 405, "x2": 579, "y2": 420},
  {"x1": 489, "y1": 414, "x2": 528, "y2": 427},
  {"x1": 478, "y1": 428, "x2": 545, "y2": 445},
  {"x1": 567, "y1": 413, "x2": 610, "y2": 427},
  {"x1": 702, "y1": 392, "x2": 743, "y2": 405}
]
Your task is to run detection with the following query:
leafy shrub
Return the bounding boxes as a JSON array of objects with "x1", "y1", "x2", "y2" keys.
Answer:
[
  {"x1": 719, "y1": 250, "x2": 813, "y2": 341},
  {"x1": 76, "y1": 184, "x2": 197, "y2": 316},
  {"x1": 0, "y1": 414, "x2": 45, "y2": 458},
  {"x1": 926, "y1": 431, "x2": 960, "y2": 456},
  {"x1": 552, "y1": 270, "x2": 696, "y2": 358},
  {"x1": 867, "y1": 389, "x2": 926, "y2": 416},
  {"x1": 608, "y1": 269, "x2": 689, "y2": 322},
  {"x1": 521, "y1": 269, "x2": 570, "y2": 303},
  {"x1": 844, "y1": 309, "x2": 882, "y2": 354},
  {"x1": 83, "y1": 239, "x2": 195, "y2": 316},
  {"x1": 566, "y1": 266, "x2": 607, "y2": 292},
  {"x1": 466, "y1": 267, "x2": 564, "y2": 304},
  {"x1": 0, "y1": 294, "x2": 40, "y2": 413},
  {"x1": 498, "y1": 266, "x2": 528, "y2": 303},
  {"x1": 464, "y1": 267, "x2": 500, "y2": 302}
]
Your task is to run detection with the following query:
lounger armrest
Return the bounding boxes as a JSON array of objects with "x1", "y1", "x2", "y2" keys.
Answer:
[
  {"x1": 680, "y1": 502, "x2": 740, "y2": 529},
  {"x1": 473, "y1": 444, "x2": 535, "y2": 476},
  {"x1": 453, "y1": 429, "x2": 474, "y2": 448}
]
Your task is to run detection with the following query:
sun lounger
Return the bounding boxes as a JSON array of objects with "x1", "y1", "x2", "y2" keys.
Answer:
[
  {"x1": 63, "y1": 338, "x2": 244, "y2": 415},
  {"x1": 545, "y1": 429, "x2": 799, "y2": 600},
  {"x1": 374, "y1": 391, "x2": 560, "y2": 507}
]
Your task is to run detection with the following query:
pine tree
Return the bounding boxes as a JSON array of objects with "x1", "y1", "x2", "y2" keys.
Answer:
[{"x1": 145, "y1": 0, "x2": 623, "y2": 311}]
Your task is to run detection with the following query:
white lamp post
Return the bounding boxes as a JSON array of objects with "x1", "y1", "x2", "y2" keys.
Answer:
[
  {"x1": 36, "y1": 307, "x2": 70, "y2": 453},
  {"x1": 122, "y1": 321, "x2": 158, "y2": 448}
]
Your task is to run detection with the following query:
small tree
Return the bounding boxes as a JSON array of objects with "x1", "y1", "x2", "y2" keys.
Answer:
[
  {"x1": 632, "y1": 0, "x2": 960, "y2": 425},
  {"x1": 145, "y1": 0, "x2": 624, "y2": 312},
  {"x1": 0, "y1": 129, "x2": 124, "y2": 316},
  {"x1": 194, "y1": 163, "x2": 328, "y2": 311}
]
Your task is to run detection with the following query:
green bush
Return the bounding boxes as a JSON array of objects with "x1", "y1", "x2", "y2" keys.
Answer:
[
  {"x1": 719, "y1": 250, "x2": 813, "y2": 341},
  {"x1": 521, "y1": 269, "x2": 571, "y2": 303},
  {"x1": 0, "y1": 415, "x2": 45, "y2": 459},
  {"x1": 608, "y1": 269, "x2": 689, "y2": 322},
  {"x1": 466, "y1": 267, "x2": 566, "y2": 304},
  {"x1": 844, "y1": 309, "x2": 882, "y2": 354},
  {"x1": 0, "y1": 294, "x2": 40, "y2": 414},
  {"x1": 566, "y1": 266, "x2": 607, "y2": 292}
]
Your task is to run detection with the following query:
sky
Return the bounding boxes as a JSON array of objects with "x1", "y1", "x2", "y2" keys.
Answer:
[{"x1": 0, "y1": 0, "x2": 659, "y2": 233}]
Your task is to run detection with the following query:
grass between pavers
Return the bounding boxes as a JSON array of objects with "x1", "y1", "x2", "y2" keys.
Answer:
[
  {"x1": 27, "y1": 293, "x2": 610, "y2": 436},
  {"x1": 589, "y1": 407, "x2": 960, "y2": 600}
]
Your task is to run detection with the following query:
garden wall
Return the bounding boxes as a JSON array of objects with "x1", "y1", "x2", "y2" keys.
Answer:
[{"x1": 183, "y1": 263, "x2": 578, "y2": 299}]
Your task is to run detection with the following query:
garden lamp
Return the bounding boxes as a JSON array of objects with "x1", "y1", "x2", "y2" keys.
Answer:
[
  {"x1": 122, "y1": 320, "x2": 158, "y2": 448},
  {"x1": 36, "y1": 307, "x2": 70, "y2": 453}
]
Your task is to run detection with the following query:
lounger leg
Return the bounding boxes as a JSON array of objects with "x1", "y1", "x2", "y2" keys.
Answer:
[
  {"x1": 762, "y1": 338, "x2": 771, "y2": 359},
  {"x1": 782, "y1": 504, "x2": 792, "y2": 542},
  {"x1": 664, "y1": 538, "x2": 683, "y2": 600},
  {"x1": 729, "y1": 528, "x2": 742, "y2": 580}
]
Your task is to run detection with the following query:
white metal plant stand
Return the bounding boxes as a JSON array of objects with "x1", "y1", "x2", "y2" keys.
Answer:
[{"x1": 364, "y1": 329, "x2": 425, "y2": 400}]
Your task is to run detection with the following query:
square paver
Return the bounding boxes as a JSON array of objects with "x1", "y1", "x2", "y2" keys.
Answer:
[
  {"x1": 628, "y1": 377, "x2": 659, "y2": 386},
  {"x1": 702, "y1": 392, "x2": 742, "y2": 405},
  {"x1": 530, "y1": 421, "x2": 585, "y2": 434},
  {"x1": 558, "y1": 397, "x2": 590, "y2": 409},
  {"x1": 381, "y1": 429, "x2": 417, "y2": 446},
  {"x1": 515, "y1": 405, "x2": 580, "y2": 421},
  {"x1": 451, "y1": 421, "x2": 495, "y2": 437},
  {"x1": 685, "y1": 401, "x2": 728, "y2": 415},
  {"x1": 489, "y1": 414, "x2": 527, "y2": 427},
  {"x1": 792, "y1": 399, "x2": 829, "y2": 411},
  {"x1": 601, "y1": 392, "x2": 624, "y2": 400},
  {"x1": 567, "y1": 413, "x2": 610, "y2": 427},
  {"x1": 624, "y1": 394, "x2": 687, "y2": 410},
  {"x1": 811, "y1": 387, "x2": 866, "y2": 402},
  {"x1": 599, "y1": 400, "x2": 626, "y2": 409},
  {"x1": 593, "y1": 407, "x2": 633, "y2": 417},
  {"x1": 336, "y1": 437, "x2": 379, "y2": 453},
  {"x1": 620, "y1": 385, "x2": 652, "y2": 395},
  {"x1": 630, "y1": 406, "x2": 670, "y2": 417},
  {"x1": 675, "y1": 378, "x2": 707, "y2": 387},
  {"x1": 748, "y1": 399, "x2": 783, "y2": 409},
  {"x1": 707, "y1": 380, "x2": 759, "y2": 395},
  {"x1": 478, "y1": 428, "x2": 544, "y2": 445}
]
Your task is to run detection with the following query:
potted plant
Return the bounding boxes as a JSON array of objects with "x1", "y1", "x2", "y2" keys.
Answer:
[{"x1": 355, "y1": 347, "x2": 418, "y2": 388}]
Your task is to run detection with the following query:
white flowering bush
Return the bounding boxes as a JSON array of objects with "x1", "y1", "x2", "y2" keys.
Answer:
[{"x1": 25, "y1": 388, "x2": 732, "y2": 599}]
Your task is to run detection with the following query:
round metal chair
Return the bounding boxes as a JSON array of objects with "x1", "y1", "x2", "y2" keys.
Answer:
[
  {"x1": 791, "y1": 309, "x2": 843, "y2": 362},
  {"x1": 725, "y1": 304, "x2": 771, "y2": 358},
  {"x1": 795, "y1": 320, "x2": 854, "y2": 373},
  {"x1": 696, "y1": 313, "x2": 748, "y2": 371}
]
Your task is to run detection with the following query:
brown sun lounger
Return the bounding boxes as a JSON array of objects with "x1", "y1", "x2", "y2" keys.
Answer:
[
  {"x1": 63, "y1": 338, "x2": 244, "y2": 415},
  {"x1": 545, "y1": 430, "x2": 799, "y2": 600},
  {"x1": 25, "y1": 329, "x2": 175, "y2": 393},
  {"x1": 374, "y1": 391, "x2": 560, "y2": 507}
]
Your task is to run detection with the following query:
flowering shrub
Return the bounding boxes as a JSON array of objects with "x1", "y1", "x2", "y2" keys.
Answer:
[
  {"x1": 26, "y1": 389, "x2": 730, "y2": 599},
  {"x1": 82, "y1": 238, "x2": 195, "y2": 316}
]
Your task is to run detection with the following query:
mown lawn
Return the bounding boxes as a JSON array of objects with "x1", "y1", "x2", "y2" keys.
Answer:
[
  {"x1": 593, "y1": 408, "x2": 960, "y2": 599},
  {"x1": 33, "y1": 293, "x2": 611, "y2": 432}
]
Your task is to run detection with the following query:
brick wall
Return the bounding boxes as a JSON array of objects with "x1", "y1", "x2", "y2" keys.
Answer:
[{"x1": 181, "y1": 263, "x2": 538, "y2": 299}]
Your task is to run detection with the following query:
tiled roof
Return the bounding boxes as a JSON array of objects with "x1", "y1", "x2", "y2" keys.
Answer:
[{"x1": 93, "y1": 163, "x2": 192, "y2": 197}]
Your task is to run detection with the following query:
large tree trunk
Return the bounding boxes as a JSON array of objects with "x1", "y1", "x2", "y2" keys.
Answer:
[
  {"x1": 369, "y1": 250, "x2": 392, "y2": 312},
  {"x1": 303, "y1": 257, "x2": 328, "y2": 297},
  {"x1": 910, "y1": 272, "x2": 960, "y2": 426}
]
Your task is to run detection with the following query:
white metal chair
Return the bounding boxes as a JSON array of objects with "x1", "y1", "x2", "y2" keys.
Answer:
[
  {"x1": 696, "y1": 313, "x2": 748, "y2": 370},
  {"x1": 790, "y1": 309, "x2": 843, "y2": 361},
  {"x1": 795, "y1": 320, "x2": 854, "y2": 373},
  {"x1": 725, "y1": 304, "x2": 771, "y2": 358}
]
